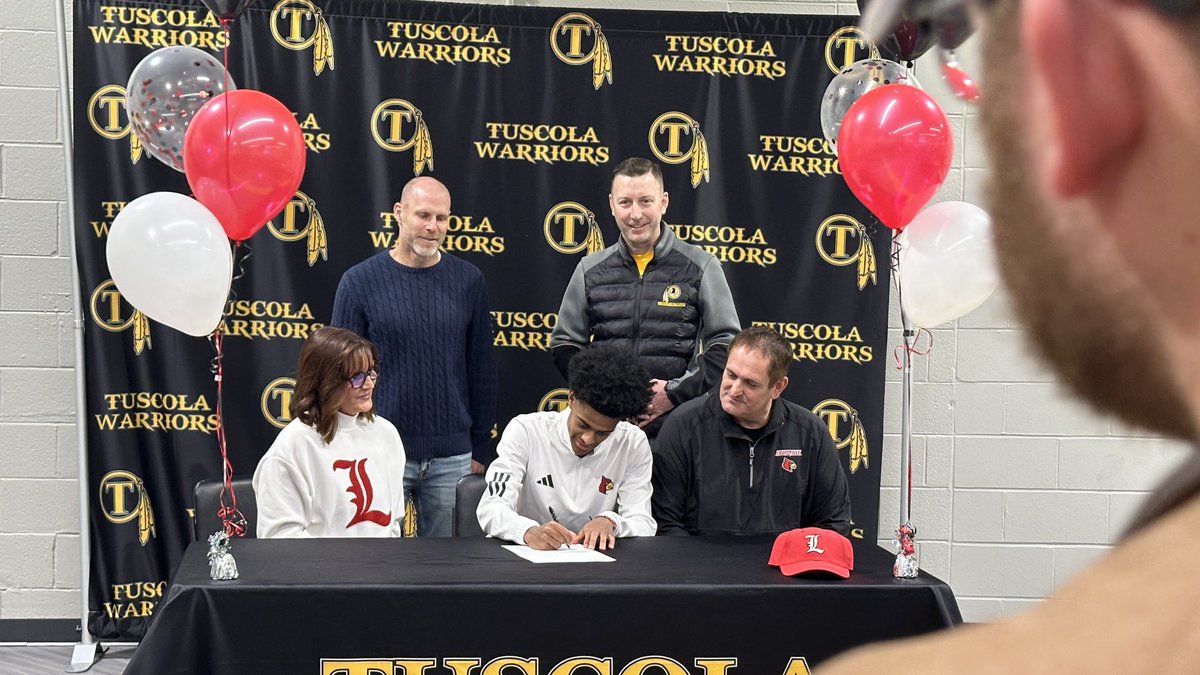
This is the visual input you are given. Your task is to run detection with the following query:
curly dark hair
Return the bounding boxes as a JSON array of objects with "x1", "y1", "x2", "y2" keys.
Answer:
[{"x1": 568, "y1": 344, "x2": 652, "y2": 420}]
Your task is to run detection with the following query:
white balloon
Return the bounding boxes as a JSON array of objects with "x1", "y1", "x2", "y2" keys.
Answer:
[
  {"x1": 106, "y1": 192, "x2": 232, "y2": 337},
  {"x1": 897, "y1": 201, "x2": 999, "y2": 328}
]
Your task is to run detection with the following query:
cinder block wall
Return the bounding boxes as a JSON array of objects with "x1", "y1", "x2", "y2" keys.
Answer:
[
  {"x1": 0, "y1": 0, "x2": 84, "y2": 620},
  {"x1": 0, "y1": 0, "x2": 1185, "y2": 625}
]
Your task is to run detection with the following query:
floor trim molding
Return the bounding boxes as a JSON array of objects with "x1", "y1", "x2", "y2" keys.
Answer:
[{"x1": 0, "y1": 619, "x2": 81, "y2": 643}]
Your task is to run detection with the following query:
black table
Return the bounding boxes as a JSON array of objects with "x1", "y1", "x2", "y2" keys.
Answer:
[{"x1": 125, "y1": 537, "x2": 960, "y2": 675}]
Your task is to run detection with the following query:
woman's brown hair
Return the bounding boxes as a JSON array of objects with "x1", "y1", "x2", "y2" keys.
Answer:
[{"x1": 289, "y1": 326, "x2": 378, "y2": 444}]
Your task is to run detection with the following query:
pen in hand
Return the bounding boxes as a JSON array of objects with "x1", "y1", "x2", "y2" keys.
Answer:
[
  {"x1": 546, "y1": 506, "x2": 571, "y2": 550},
  {"x1": 525, "y1": 506, "x2": 574, "y2": 550}
]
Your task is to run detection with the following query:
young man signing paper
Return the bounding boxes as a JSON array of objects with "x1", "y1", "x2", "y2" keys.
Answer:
[{"x1": 477, "y1": 345, "x2": 657, "y2": 550}]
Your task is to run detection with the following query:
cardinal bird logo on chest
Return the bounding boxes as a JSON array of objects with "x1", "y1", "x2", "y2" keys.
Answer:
[
  {"x1": 781, "y1": 458, "x2": 797, "y2": 473},
  {"x1": 598, "y1": 476, "x2": 615, "y2": 494}
]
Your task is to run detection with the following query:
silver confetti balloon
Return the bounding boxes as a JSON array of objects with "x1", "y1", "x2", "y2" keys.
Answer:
[
  {"x1": 820, "y1": 58, "x2": 913, "y2": 151},
  {"x1": 125, "y1": 46, "x2": 236, "y2": 172}
]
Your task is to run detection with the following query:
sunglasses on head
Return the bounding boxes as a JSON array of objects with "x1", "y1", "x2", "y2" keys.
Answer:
[
  {"x1": 859, "y1": 0, "x2": 1194, "y2": 104},
  {"x1": 861, "y1": 0, "x2": 1195, "y2": 52}
]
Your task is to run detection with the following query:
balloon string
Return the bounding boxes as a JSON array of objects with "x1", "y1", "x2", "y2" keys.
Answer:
[
  {"x1": 231, "y1": 241, "x2": 252, "y2": 287},
  {"x1": 206, "y1": 241, "x2": 252, "y2": 538},
  {"x1": 893, "y1": 329, "x2": 934, "y2": 370},
  {"x1": 891, "y1": 226, "x2": 904, "y2": 322},
  {"x1": 890, "y1": 227, "x2": 902, "y2": 280},
  {"x1": 221, "y1": 18, "x2": 233, "y2": 226},
  {"x1": 207, "y1": 331, "x2": 245, "y2": 538},
  {"x1": 890, "y1": 227, "x2": 928, "y2": 366},
  {"x1": 890, "y1": 228, "x2": 917, "y2": 553},
  {"x1": 220, "y1": 18, "x2": 231, "y2": 96},
  {"x1": 207, "y1": 240, "x2": 252, "y2": 369},
  {"x1": 206, "y1": 241, "x2": 251, "y2": 377},
  {"x1": 891, "y1": 227, "x2": 906, "y2": 346}
]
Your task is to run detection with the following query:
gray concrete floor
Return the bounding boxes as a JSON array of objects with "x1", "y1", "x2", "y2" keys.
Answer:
[{"x1": 0, "y1": 643, "x2": 135, "y2": 674}]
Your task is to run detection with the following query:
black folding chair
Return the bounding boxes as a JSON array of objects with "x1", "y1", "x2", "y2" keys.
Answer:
[
  {"x1": 452, "y1": 474, "x2": 487, "y2": 537},
  {"x1": 191, "y1": 476, "x2": 257, "y2": 541}
]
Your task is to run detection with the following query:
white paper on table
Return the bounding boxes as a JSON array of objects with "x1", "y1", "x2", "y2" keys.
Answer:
[{"x1": 502, "y1": 544, "x2": 615, "y2": 563}]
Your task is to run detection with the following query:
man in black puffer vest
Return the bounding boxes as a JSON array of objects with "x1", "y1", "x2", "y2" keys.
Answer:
[{"x1": 551, "y1": 158, "x2": 740, "y2": 437}]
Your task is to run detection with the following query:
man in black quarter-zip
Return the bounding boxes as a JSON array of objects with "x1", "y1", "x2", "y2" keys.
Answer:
[
  {"x1": 550, "y1": 157, "x2": 740, "y2": 437},
  {"x1": 651, "y1": 326, "x2": 851, "y2": 536}
]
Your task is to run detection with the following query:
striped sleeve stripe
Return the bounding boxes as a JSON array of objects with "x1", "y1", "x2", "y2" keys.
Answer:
[{"x1": 487, "y1": 473, "x2": 511, "y2": 498}]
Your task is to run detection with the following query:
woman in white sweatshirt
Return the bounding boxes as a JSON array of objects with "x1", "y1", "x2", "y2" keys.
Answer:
[{"x1": 253, "y1": 326, "x2": 407, "y2": 537}]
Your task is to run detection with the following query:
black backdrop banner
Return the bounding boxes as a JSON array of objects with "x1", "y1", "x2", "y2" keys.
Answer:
[{"x1": 74, "y1": 0, "x2": 892, "y2": 640}]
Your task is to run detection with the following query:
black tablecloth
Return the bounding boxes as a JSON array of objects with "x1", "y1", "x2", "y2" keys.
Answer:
[{"x1": 125, "y1": 537, "x2": 960, "y2": 674}]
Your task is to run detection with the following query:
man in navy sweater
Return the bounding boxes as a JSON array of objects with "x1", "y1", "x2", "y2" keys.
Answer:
[{"x1": 332, "y1": 176, "x2": 497, "y2": 537}]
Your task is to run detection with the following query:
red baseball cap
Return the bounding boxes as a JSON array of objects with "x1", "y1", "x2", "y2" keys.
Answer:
[{"x1": 768, "y1": 527, "x2": 854, "y2": 578}]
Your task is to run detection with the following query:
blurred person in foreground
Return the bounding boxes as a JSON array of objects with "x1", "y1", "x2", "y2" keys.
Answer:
[{"x1": 824, "y1": 0, "x2": 1200, "y2": 671}]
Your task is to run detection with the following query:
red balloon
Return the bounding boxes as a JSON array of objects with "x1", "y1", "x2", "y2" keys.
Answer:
[
  {"x1": 184, "y1": 90, "x2": 306, "y2": 242},
  {"x1": 838, "y1": 85, "x2": 952, "y2": 230},
  {"x1": 941, "y1": 60, "x2": 982, "y2": 103}
]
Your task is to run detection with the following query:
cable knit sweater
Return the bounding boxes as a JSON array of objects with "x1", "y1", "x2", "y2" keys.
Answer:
[{"x1": 332, "y1": 251, "x2": 497, "y2": 463}]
